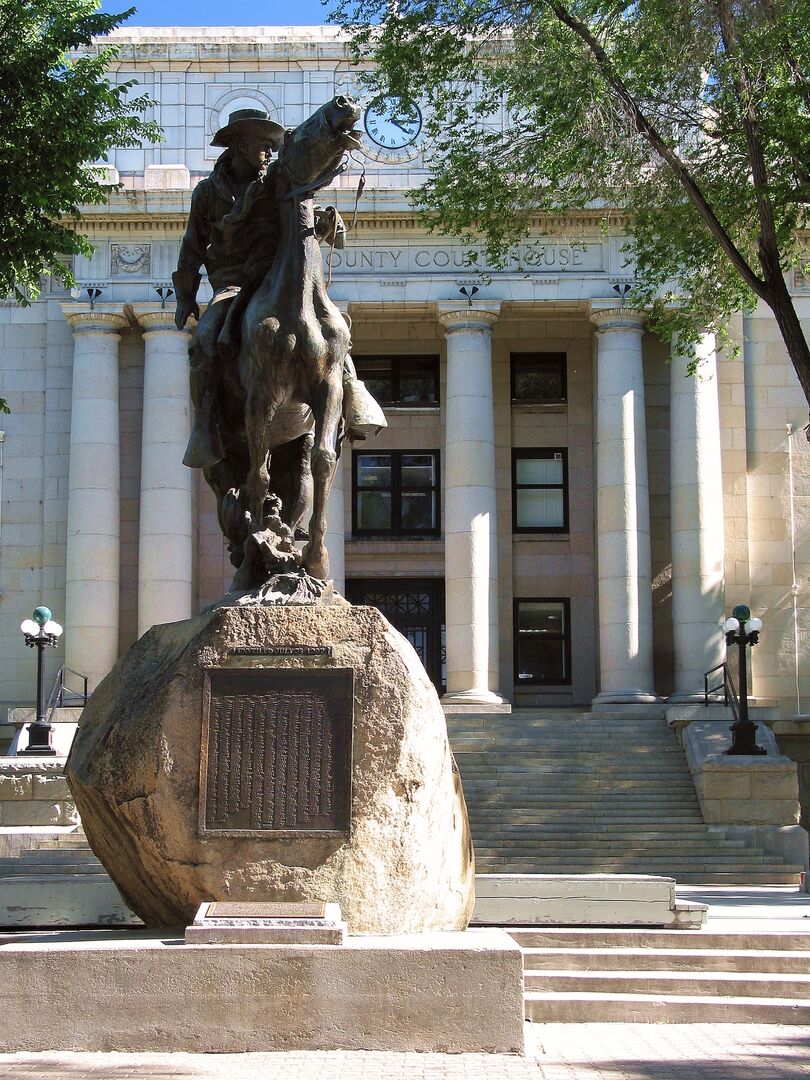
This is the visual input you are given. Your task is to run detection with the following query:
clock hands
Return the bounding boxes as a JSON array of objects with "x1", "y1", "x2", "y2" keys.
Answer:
[{"x1": 389, "y1": 116, "x2": 417, "y2": 134}]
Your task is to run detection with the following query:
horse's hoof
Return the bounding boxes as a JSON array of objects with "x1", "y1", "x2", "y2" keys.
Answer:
[{"x1": 302, "y1": 542, "x2": 329, "y2": 580}]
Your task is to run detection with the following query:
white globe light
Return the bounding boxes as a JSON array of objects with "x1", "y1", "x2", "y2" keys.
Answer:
[
  {"x1": 746, "y1": 617, "x2": 763, "y2": 633},
  {"x1": 43, "y1": 620, "x2": 63, "y2": 638},
  {"x1": 20, "y1": 619, "x2": 38, "y2": 636},
  {"x1": 723, "y1": 617, "x2": 740, "y2": 633}
]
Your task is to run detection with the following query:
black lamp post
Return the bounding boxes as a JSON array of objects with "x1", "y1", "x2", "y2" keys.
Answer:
[
  {"x1": 18, "y1": 606, "x2": 63, "y2": 756},
  {"x1": 723, "y1": 603, "x2": 766, "y2": 756}
]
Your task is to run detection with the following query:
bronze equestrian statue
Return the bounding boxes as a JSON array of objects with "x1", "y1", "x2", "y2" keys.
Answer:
[{"x1": 173, "y1": 97, "x2": 385, "y2": 592}]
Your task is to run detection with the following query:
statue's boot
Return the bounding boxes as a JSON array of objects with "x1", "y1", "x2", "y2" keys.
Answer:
[
  {"x1": 183, "y1": 405, "x2": 225, "y2": 469},
  {"x1": 343, "y1": 377, "x2": 387, "y2": 441}
]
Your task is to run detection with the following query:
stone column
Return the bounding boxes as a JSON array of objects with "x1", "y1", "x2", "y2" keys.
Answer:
[
  {"x1": 669, "y1": 332, "x2": 726, "y2": 699},
  {"x1": 438, "y1": 304, "x2": 504, "y2": 704},
  {"x1": 132, "y1": 307, "x2": 193, "y2": 637},
  {"x1": 62, "y1": 307, "x2": 127, "y2": 691},
  {"x1": 324, "y1": 451, "x2": 346, "y2": 595},
  {"x1": 590, "y1": 306, "x2": 657, "y2": 704}
]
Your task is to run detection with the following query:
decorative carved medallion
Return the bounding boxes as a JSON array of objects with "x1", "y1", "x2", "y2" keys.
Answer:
[{"x1": 110, "y1": 243, "x2": 151, "y2": 276}]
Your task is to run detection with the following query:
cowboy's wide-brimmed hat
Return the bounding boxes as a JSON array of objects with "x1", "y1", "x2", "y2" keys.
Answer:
[{"x1": 211, "y1": 108, "x2": 285, "y2": 149}]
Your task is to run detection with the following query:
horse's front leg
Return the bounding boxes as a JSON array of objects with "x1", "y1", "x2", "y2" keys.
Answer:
[
  {"x1": 302, "y1": 373, "x2": 342, "y2": 579},
  {"x1": 244, "y1": 381, "x2": 273, "y2": 529}
]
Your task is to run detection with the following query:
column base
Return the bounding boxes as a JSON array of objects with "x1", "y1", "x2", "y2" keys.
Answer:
[
  {"x1": 442, "y1": 688, "x2": 510, "y2": 710},
  {"x1": 592, "y1": 690, "x2": 661, "y2": 706},
  {"x1": 667, "y1": 692, "x2": 708, "y2": 704}
]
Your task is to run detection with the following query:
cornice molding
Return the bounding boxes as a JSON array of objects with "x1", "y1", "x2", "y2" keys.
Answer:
[{"x1": 73, "y1": 205, "x2": 624, "y2": 242}]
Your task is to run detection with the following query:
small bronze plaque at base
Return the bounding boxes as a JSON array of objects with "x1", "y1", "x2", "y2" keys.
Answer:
[
  {"x1": 185, "y1": 901, "x2": 347, "y2": 945},
  {"x1": 208, "y1": 902, "x2": 327, "y2": 919},
  {"x1": 199, "y1": 667, "x2": 353, "y2": 837}
]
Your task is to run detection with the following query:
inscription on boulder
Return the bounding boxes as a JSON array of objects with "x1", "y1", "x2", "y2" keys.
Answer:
[{"x1": 199, "y1": 667, "x2": 353, "y2": 837}]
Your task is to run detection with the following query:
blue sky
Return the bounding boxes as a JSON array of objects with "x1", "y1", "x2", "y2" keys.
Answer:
[{"x1": 100, "y1": 0, "x2": 335, "y2": 25}]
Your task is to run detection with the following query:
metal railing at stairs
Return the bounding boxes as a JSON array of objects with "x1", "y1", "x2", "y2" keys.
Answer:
[
  {"x1": 45, "y1": 664, "x2": 88, "y2": 723},
  {"x1": 703, "y1": 661, "x2": 766, "y2": 756},
  {"x1": 703, "y1": 662, "x2": 741, "y2": 724}
]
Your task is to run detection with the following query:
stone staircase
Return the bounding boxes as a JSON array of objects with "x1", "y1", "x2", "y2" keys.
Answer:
[
  {"x1": 0, "y1": 833, "x2": 139, "y2": 927},
  {"x1": 514, "y1": 927, "x2": 810, "y2": 1022},
  {"x1": 448, "y1": 710, "x2": 803, "y2": 884}
]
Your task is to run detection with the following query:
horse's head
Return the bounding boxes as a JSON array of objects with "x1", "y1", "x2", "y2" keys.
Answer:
[{"x1": 278, "y1": 96, "x2": 362, "y2": 193}]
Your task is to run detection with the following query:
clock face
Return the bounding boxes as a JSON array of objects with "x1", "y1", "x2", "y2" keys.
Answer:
[{"x1": 363, "y1": 96, "x2": 423, "y2": 157}]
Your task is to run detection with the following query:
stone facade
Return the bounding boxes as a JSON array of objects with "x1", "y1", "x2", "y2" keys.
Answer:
[{"x1": 0, "y1": 26, "x2": 808, "y2": 720}]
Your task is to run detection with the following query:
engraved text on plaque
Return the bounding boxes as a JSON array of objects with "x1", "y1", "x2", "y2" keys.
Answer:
[{"x1": 199, "y1": 667, "x2": 353, "y2": 836}]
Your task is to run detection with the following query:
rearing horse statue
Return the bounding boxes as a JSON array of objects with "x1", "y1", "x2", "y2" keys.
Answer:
[
  {"x1": 239, "y1": 98, "x2": 360, "y2": 582},
  {"x1": 229, "y1": 96, "x2": 367, "y2": 589}
]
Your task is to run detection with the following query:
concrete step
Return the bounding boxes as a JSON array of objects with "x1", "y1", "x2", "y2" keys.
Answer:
[
  {"x1": 0, "y1": 874, "x2": 140, "y2": 928},
  {"x1": 0, "y1": 862, "x2": 105, "y2": 876},
  {"x1": 3, "y1": 849, "x2": 100, "y2": 864},
  {"x1": 511, "y1": 928, "x2": 810, "y2": 950},
  {"x1": 470, "y1": 832, "x2": 751, "y2": 843},
  {"x1": 524, "y1": 969, "x2": 810, "y2": 998},
  {"x1": 481, "y1": 869, "x2": 802, "y2": 885},
  {"x1": 468, "y1": 825, "x2": 730, "y2": 833},
  {"x1": 468, "y1": 812, "x2": 708, "y2": 820},
  {"x1": 524, "y1": 990, "x2": 810, "y2": 1023},
  {"x1": 524, "y1": 946, "x2": 810, "y2": 974}
]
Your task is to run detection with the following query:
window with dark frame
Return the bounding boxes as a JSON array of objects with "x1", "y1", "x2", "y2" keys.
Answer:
[
  {"x1": 511, "y1": 352, "x2": 567, "y2": 404},
  {"x1": 514, "y1": 598, "x2": 571, "y2": 686},
  {"x1": 354, "y1": 355, "x2": 440, "y2": 407},
  {"x1": 352, "y1": 450, "x2": 440, "y2": 536},
  {"x1": 512, "y1": 448, "x2": 569, "y2": 533}
]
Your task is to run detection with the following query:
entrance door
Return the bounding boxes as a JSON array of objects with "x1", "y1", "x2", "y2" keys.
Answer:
[{"x1": 345, "y1": 578, "x2": 445, "y2": 693}]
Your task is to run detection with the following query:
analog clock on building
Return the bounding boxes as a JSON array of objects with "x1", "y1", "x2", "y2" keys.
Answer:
[{"x1": 362, "y1": 95, "x2": 423, "y2": 164}]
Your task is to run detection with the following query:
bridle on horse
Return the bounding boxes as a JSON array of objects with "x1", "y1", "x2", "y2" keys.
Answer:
[{"x1": 279, "y1": 144, "x2": 368, "y2": 290}]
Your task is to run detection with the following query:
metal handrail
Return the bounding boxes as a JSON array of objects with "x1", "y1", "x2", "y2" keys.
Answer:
[
  {"x1": 703, "y1": 661, "x2": 741, "y2": 726},
  {"x1": 45, "y1": 664, "x2": 88, "y2": 722}
]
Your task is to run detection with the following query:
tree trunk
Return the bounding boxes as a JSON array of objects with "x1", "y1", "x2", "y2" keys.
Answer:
[{"x1": 762, "y1": 273, "x2": 810, "y2": 438}]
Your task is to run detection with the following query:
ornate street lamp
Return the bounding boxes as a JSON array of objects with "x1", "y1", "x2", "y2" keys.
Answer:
[
  {"x1": 722, "y1": 604, "x2": 766, "y2": 756},
  {"x1": 18, "y1": 606, "x2": 63, "y2": 756}
]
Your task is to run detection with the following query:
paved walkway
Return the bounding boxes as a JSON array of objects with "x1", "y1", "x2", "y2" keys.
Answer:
[
  {"x1": 676, "y1": 884, "x2": 810, "y2": 933},
  {"x1": 2, "y1": 1025, "x2": 810, "y2": 1078}
]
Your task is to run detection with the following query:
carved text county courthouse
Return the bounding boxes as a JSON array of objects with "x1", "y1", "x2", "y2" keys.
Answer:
[{"x1": 0, "y1": 26, "x2": 808, "y2": 724}]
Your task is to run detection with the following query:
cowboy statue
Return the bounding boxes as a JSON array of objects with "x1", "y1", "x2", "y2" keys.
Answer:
[{"x1": 172, "y1": 107, "x2": 384, "y2": 474}]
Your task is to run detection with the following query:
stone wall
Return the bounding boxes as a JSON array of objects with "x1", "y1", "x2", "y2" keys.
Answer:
[{"x1": 0, "y1": 761, "x2": 78, "y2": 828}]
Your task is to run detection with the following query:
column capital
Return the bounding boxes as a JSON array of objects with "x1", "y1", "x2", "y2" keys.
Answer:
[
  {"x1": 61, "y1": 304, "x2": 128, "y2": 336},
  {"x1": 588, "y1": 304, "x2": 646, "y2": 333},
  {"x1": 130, "y1": 304, "x2": 191, "y2": 337},
  {"x1": 437, "y1": 302, "x2": 501, "y2": 335}
]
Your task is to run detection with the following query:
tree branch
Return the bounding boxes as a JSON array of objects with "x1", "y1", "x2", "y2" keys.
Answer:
[
  {"x1": 545, "y1": 0, "x2": 769, "y2": 301},
  {"x1": 715, "y1": 0, "x2": 783, "y2": 289}
]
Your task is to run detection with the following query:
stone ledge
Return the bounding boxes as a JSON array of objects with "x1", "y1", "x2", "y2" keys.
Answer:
[
  {"x1": 0, "y1": 929, "x2": 524, "y2": 1053},
  {"x1": 472, "y1": 874, "x2": 706, "y2": 929}
]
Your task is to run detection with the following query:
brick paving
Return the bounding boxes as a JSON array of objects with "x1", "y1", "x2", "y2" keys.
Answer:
[{"x1": 2, "y1": 1025, "x2": 810, "y2": 1079}]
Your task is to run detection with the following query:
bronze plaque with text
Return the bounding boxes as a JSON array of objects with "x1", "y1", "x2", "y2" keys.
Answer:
[{"x1": 199, "y1": 667, "x2": 353, "y2": 836}]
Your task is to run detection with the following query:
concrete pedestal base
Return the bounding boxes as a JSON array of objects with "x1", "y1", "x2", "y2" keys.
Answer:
[{"x1": 0, "y1": 928, "x2": 524, "y2": 1054}]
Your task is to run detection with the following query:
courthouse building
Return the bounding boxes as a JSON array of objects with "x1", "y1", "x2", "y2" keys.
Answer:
[{"x1": 0, "y1": 25, "x2": 808, "y2": 728}]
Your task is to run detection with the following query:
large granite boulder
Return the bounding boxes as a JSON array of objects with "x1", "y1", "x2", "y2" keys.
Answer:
[{"x1": 66, "y1": 602, "x2": 475, "y2": 932}]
